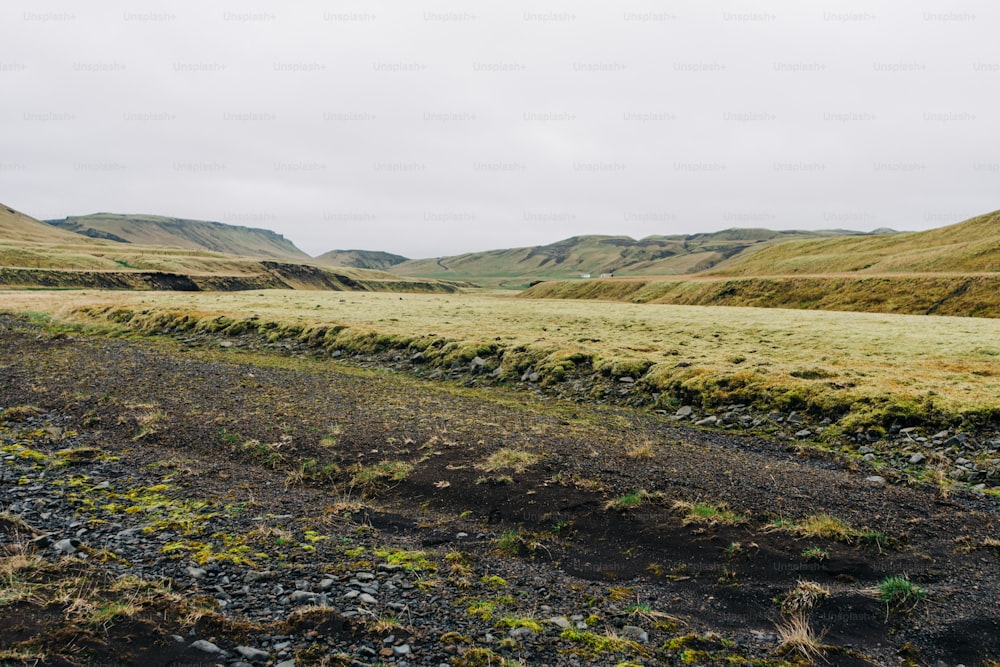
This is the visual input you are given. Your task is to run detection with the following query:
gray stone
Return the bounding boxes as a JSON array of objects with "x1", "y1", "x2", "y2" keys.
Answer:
[
  {"x1": 469, "y1": 356, "x2": 487, "y2": 372},
  {"x1": 393, "y1": 644, "x2": 412, "y2": 656},
  {"x1": 53, "y1": 538, "x2": 80, "y2": 554},
  {"x1": 236, "y1": 646, "x2": 270, "y2": 663},
  {"x1": 508, "y1": 627, "x2": 535, "y2": 639},
  {"x1": 548, "y1": 616, "x2": 571, "y2": 629},
  {"x1": 621, "y1": 625, "x2": 649, "y2": 643},
  {"x1": 909, "y1": 453, "x2": 926, "y2": 465},
  {"x1": 186, "y1": 566, "x2": 207, "y2": 580},
  {"x1": 787, "y1": 412, "x2": 805, "y2": 424},
  {"x1": 319, "y1": 578, "x2": 337, "y2": 591},
  {"x1": 795, "y1": 429, "x2": 813, "y2": 438},
  {"x1": 675, "y1": 405, "x2": 693, "y2": 417},
  {"x1": 290, "y1": 591, "x2": 318, "y2": 604},
  {"x1": 358, "y1": 593, "x2": 377, "y2": 605},
  {"x1": 943, "y1": 435, "x2": 967, "y2": 448},
  {"x1": 695, "y1": 416, "x2": 717, "y2": 426},
  {"x1": 865, "y1": 476, "x2": 886, "y2": 486},
  {"x1": 618, "y1": 376, "x2": 634, "y2": 383},
  {"x1": 276, "y1": 661, "x2": 296, "y2": 667},
  {"x1": 189, "y1": 639, "x2": 222, "y2": 654}
]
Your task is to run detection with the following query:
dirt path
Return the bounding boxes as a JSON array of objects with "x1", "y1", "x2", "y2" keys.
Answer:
[{"x1": 1, "y1": 315, "x2": 998, "y2": 666}]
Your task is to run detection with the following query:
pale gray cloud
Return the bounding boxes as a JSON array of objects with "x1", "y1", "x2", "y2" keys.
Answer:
[{"x1": 2, "y1": 0, "x2": 997, "y2": 257}]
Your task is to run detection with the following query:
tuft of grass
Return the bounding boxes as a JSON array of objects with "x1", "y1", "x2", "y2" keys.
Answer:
[
  {"x1": 776, "y1": 612, "x2": 827, "y2": 662},
  {"x1": 801, "y1": 546, "x2": 829, "y2": 562},
  {"x1": 624, "y1": 439, "x2": 656, "y2": 459},
  {"x1": 780, "y1": 580, "x2": 830, "y2": 615},
  {"x1": 349, "y1": 460, "x2": 413, "y2": 489},
  {"x1": 673, "y1": 500, "x2": 745, "y2": 526},
  {"x1": 374, "y1": 548, "x2": 436, "y2": 572},
  {"x1": 875, "y1": 575, "x2": 926, "y2": 611},
  {"x1": 605, "y1": 489, "x2": 658, "y2": 511},
  {"x1": 495, "y1": 530, "x2": 523, "y2": 556},
  {"x1": 560, "y1": 627, "x2": 642, "y2": 655},
  {"x1": 495, "y1": 616, "x2": 543, "y2": 633},
  {"x1": 479, "y1": 447, "x2": 540, "y2": 473}
]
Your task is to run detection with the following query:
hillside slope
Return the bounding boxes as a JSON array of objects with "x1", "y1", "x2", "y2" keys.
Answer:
[
  {"x1": 314, "y1": 249, "x2": 409, "y2": 270},
  {"x1": 47, "y1": 213, "x2": 310, "y2": 261},
  {"x1": 710, "y1": 210, "x2": 1000, "y2": 275},
  {"x1": 390, "y1": 228, "x2": 881, "y2": 287},
  {"x1": 0, "y1": 204, "x2": 95, "y2": 245}
]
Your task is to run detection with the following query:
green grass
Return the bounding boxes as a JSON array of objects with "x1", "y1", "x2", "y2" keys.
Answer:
[
  {"x1": 4, "y1": 289, "x2": 1000, "y2": 431},
  {"x1": 605, "y1": 490, "x2": 656, "y2": 511},
  {"x1": 673, "y1": 501, "x2": 746, "y2": 526},
  {"x1": 876, "y1": 576, "x2": 926, "y2": 610}
]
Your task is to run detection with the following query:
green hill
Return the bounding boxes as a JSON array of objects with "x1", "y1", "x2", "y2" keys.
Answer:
[
  {"x1": 390, "y1": 228, "x2": 880, "y2": 288},
  {"x1": 709, "y1": 210, "x2": 1000, "y2": 275},
  {"x1": 47, "y1": 213, "x2": 310, "y2": 261},
  {"x1": 521, "y1": 210, "x2": 1000, "y2": 318},
  {"x1": 314, "y1": 249, "x2": 409, "y2": 271}
]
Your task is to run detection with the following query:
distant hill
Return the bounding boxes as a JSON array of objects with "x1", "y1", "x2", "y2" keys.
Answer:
[
  {"x1": 0, "y1": 204, "x2": 461, "y2": 294},
  {"x1": 389, "y1": 228, "x2": 884, "y2": 288},
  {"x1": 521, "y1": 210, "x2": 1000, "y2": 318},
  {"x1": 46, "y1": 213, "x2": 310, "y2": 261},
  {"x1": 709, "y1": 210, "x2": 1000, "y2": 275},
  {"x1": 314, "y1": 249, "x2": 409, "y2": 271}
]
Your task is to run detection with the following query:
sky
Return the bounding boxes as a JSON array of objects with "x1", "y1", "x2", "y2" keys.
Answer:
[{"x1": 1, "y1": 1, "x2": 998, "y2": 258}]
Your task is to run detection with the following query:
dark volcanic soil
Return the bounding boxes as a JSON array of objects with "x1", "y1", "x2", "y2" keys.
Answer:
[{"x1": 1, "y1": 315, "x2": 998, "y2": 666}]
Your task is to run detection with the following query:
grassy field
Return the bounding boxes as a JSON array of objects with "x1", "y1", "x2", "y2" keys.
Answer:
[
  {"x1": 3, "y1": 289, "x2": 999, "y2": 430},
  {"x1": 522, "y1": 273, "x2": 1000, "y2": 318}
]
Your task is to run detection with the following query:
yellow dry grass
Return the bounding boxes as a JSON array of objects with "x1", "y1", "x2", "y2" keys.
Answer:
[{"x1": 2, "y1": 289, "x2": 999, "y2": 427}]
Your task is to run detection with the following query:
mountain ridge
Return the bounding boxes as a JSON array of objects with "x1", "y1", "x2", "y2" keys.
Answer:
[
  {"x1": 386, "y1": 227, "x2": 892, "y2": 288},
  {"x1": 46, "y1": 212, "x2": 310, "y2": 261}
]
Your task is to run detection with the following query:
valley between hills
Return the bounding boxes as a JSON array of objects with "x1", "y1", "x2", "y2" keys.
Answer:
[{"x1": 1, "y1": 203, "x2": 999, "y2": 666}]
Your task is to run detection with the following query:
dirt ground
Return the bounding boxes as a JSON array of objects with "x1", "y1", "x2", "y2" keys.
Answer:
[{"x1": 1, "y1": 315, "x2": 998, "y2": 666}]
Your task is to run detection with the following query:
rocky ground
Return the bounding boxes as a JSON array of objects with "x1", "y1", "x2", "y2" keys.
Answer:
[{"x1": 1, "y1": 314, "x2": 999, "y2": 666}]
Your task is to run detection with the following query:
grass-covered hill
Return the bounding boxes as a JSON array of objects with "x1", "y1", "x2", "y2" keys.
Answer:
[
  {"x1": 389, "y1": 228, "x2": 881, "y2": 288},
  {"x1": 314, "y1": 249, "x2": 409, "y2": 271},
  {"x1": 709, "y1": 209, "x2": 1000, "y2": 276},
  {"x1": 522, "y1": 210, "x2": 1000, "y2": 318},
  {"x1": 0, "y1": 204, "x2": 460, "y2": 293},
  {"x1": 47, "y1": 212, "x2": 310, "y2": 261}
]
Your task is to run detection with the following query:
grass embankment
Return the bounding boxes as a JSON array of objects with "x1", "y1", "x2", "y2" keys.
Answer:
[
  {"x1": 3, "y1": 290, "x2": 999, "y2": 432},
  {"x1": 521, "y1": 274, "x2": 1000, "y2": 318}
]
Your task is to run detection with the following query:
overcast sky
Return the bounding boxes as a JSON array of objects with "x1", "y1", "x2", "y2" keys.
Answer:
[{"x1": 2, "y1": 1, "x2": 998, "y2": 258}]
